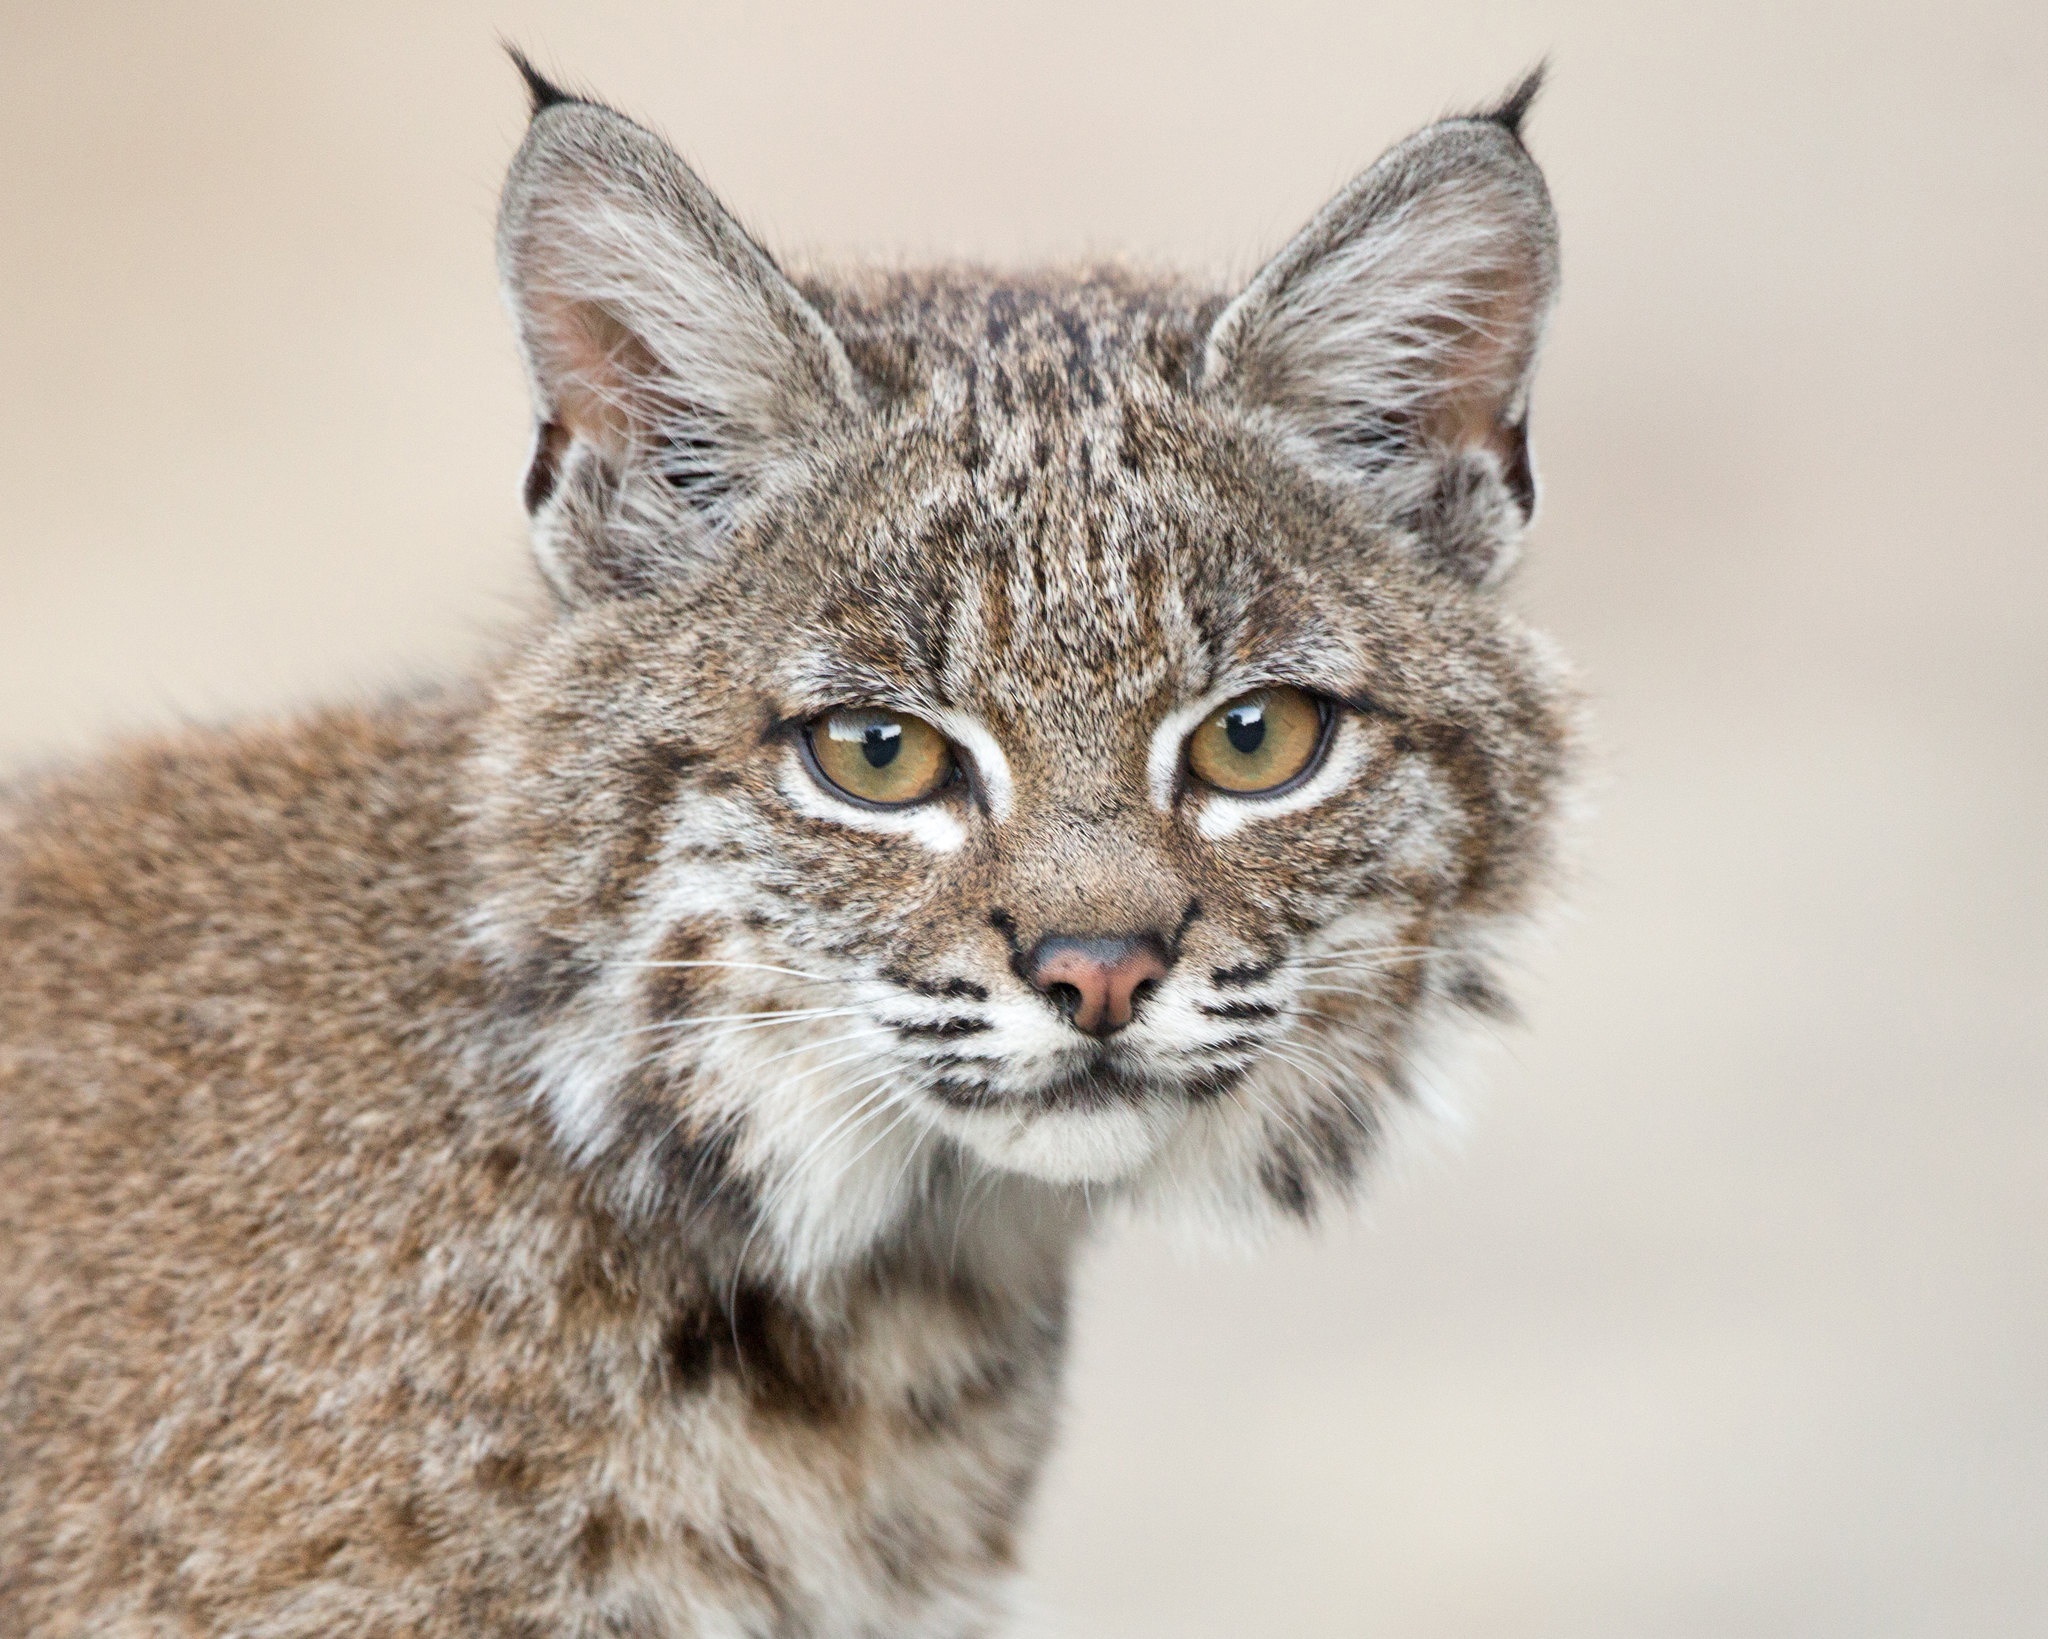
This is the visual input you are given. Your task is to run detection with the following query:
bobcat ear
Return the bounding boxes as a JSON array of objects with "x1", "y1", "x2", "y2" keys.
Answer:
[
  {"x1": 497, "y1": 55, "x2": 863, "y2": 603},
  {"x1": 1198, "y1": 71, "x2": 1559, "y2": 585}
]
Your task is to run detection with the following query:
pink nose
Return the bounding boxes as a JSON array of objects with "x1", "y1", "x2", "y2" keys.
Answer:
[{"x1": 1026, "y1": 936, "x2": 1170, "y2": 1037}]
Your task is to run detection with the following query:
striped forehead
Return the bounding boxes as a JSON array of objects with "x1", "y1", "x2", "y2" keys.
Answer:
[
  {"x1": 802, "y1": 512, "x2": 1209, "y2": 732},
  {"x1": 783, "y1": 279, "x2": 1326, "y2": 731}
]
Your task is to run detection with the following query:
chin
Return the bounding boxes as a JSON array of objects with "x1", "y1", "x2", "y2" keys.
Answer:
[{"x1": 930, "y1": 1083, "x2": 1187, "y2": 1185}]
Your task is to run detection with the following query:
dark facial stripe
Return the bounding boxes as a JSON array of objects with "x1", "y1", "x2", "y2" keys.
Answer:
[
  {"x1": 891, "y1": 1017, "x2": 993, "y2": 1040},
  {"x1": 1210, "y1": 956, "x2": 1279, "y2": 988},
  {"x1": 1198, "y1": 999, "x2": 1280, "y2": 1020}
]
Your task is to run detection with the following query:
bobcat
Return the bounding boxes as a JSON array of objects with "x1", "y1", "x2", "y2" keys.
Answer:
[{"x1": 0, "y1": 56, "x2": 1577, "y2": 1638}]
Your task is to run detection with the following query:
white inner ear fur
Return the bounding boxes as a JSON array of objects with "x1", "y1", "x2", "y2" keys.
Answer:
[
  {"x1": 777, "y1": 753, "x2": 968, "y2": 853},
  {"x1": 1193, "y1": 714, "x2": 1371, "y2": 840},
  {"x1": 1211, "y1": 175, "x2": 1543, "y2": 449}
]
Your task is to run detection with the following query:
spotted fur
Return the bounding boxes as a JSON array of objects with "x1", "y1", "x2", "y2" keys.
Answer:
[{"x1": 0, "y1": 62, "x2": 1577, "y2": 1636}]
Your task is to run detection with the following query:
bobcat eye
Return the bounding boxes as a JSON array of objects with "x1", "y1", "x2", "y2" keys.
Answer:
[
  {"x1": 805, "y1": 709, "x2": 957, "y2": 807},
  {"x1": 1186, "y1": 687, "x2": 1329, "y2": 795}
]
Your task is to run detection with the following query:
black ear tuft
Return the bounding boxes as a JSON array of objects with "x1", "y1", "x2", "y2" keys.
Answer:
[
  {"x1": 504, "y1": 45, "x2": 583, "y2": 117},
  {"x1": 1484, "y1": 63, "x2": 1549, "y2": 139}
]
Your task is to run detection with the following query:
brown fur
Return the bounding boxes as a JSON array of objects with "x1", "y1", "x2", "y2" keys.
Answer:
[{"x1": 1, "y1": 64, "x2": 1576, "y2": 1635}]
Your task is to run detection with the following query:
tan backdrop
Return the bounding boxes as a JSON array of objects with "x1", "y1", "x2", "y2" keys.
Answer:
[{"x1": 4, "y1": 3, "x2": 2042, "y2": 1633}]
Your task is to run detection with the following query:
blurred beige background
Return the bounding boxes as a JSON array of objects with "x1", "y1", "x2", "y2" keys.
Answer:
[{"x1": 3, "y1": 2, "x2": 2043, "y2": 1633}]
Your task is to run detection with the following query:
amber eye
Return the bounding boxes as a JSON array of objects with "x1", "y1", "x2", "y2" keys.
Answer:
[
  {"x1": 806, "y1": 709, "x2": 957, "y2": 807},
  {"x1": 1186, "y1": 686, "x2": 1328, "y2": 795}
]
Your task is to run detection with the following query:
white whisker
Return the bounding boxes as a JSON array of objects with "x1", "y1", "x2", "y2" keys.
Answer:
[{"x1": 616, "y1": 957, "x2": 848, "y2": 985}]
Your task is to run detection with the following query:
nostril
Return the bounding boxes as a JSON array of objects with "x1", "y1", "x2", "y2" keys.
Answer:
[
  {"x1": 1045, "y1": 982, "x2": 1084, "y2": 1022},
  {"x1": 1128, "y1": 978, "x2": 1159, "y2": 1017}
]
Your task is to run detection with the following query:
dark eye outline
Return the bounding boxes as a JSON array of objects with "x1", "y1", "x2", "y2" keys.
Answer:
[
  {"x1": 1182, "y1": 689, "x2": 1337, "y2": 800},
  {"x1": 799, "y1": 708, "x2": 966, "y2": 811}
]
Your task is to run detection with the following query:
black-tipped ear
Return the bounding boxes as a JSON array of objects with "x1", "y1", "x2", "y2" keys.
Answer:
[
  {"x1": 496, "y1": 73, "x2": 864, "y2": 604},
  {"x1": 504, "y1": 46, "x2": 583, "y2": 116},
  {"x1": 1200, "y1": 79, "x2": 1559, "y2": 585},
  {"x1": 1483, "y1": 62, "x2": 1547, "y2": 139}
]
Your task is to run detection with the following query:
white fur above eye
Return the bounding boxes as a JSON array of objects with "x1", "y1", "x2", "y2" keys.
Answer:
[
  {"x1": 925, "y1": 709, "x2": 1014, "y2": 824},
  {"x1": 778, "y1": 753, "x2": 969, "y2": 852},
  {"x1": 1146, "y1": 689, "x2": 1230, "y2": 811}
]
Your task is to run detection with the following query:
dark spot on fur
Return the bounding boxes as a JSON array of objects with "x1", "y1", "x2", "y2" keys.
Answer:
[
  {"x1": 979, "y1": 1518, "x2": 1020, "y2": 1569},
  {"x1": 1449, "y1": 964, "x2": 1516, "y2": 1020},
  {"x1": 957, "y1": 363, "x2": 986, "y2": 471},
  {"x1": 643, "y1": 921, "x2": 716, "y2": 1023},
  {"x1": 922, "y1": 502, "x2": 979, "y2": 572},
  {"x1": 661, "y1": 1284, "x2": 848, "y2": 1422},
  {"x1": 1412, "y1": 721, "x2": 1502, "y2": 899},
  {"x1": 984, "y1": 288, "x2": 1017, "y2": 348},
  {"x1": 610, "y1": 1094, "x2": 755, "y2": 1233},
  {"x1": 382, "y1": 1494, "x2": 435, "y2": 1570},
  {"x1": 557, "y1": 1237, "x2": 638, "y2": 1334},
  {"x1": 504, "y1": 930, "x2": 598, "y2": 1018},
  {"x1": 1259, "y1": 1148, "x2": 1313, "y2": 1218},
  {"x1": 1183, "y1": 1061, "x2": 1251, "y2": 1101},
  {"x1": 901, "y1": 1351, "x2": 1024, "y2": 1439},
  {"x1": 1143, "y1": 305, "x2": 1214, "y2": 391},
  {"x1": 598, "y1": 741, "x2": 704, "y2": 913},
  {"x1": 573, "y1": 1501, "x2": 653, "y2": 1580},
  {"x1": 831, "y1": 327, "x2": 921, "y2": 405},
  {"x1": 928, "y1": 1076, "x2": 1002, "y2": 1110},
  {"x1": 730, "y1": 1283, "x2": 846, "y2": 1421},
  {"x1": 986, "y1": 909, "x2": 1028, "y2": 981},
  {"x1": 664, "y1": 1305, "x2": 722, "y2": 1393},
  {"x1": 728, "y1": 1528, "x2": 778, "y2": 1593},
  {"x1": 476, "y1": 1450, "x2": 536, "y2": 1496}
]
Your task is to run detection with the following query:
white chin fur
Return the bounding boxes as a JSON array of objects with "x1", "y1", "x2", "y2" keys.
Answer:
[{"x1": 937, "y1": 1099, "x2": 1178, "y2": 1184}]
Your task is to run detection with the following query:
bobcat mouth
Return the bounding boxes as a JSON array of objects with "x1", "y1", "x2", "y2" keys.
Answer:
[{"x1": 925, "y1": 1048, "x2": 1249, "y2": 1112}]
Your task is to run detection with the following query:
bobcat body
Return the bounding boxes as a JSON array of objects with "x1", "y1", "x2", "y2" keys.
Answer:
[{"x1": 0, "y1": 62, "x2": 1576, "y2": 1637}]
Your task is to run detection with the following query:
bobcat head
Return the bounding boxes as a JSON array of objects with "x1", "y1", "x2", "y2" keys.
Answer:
[{"x1": 467, "y1": 62, "x2": 1577, "y2": 1278}]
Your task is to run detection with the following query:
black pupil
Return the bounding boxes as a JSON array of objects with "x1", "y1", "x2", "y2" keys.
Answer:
[
  {"x1": 861, "y1": 723, "x2": 902, "y2": 768},
  {"x1": 1224, "y1": 704, "x2": 1266, "y2": 756}
]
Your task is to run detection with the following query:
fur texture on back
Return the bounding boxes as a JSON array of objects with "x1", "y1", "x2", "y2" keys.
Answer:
[{"x1": 0, "y1": 62, "x2": 1576, "y2": 1636}]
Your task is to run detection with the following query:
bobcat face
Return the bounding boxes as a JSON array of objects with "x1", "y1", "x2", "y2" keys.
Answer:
[{"x1": 469, "y1": 76, "x2": 1574, "y2": 1270}]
